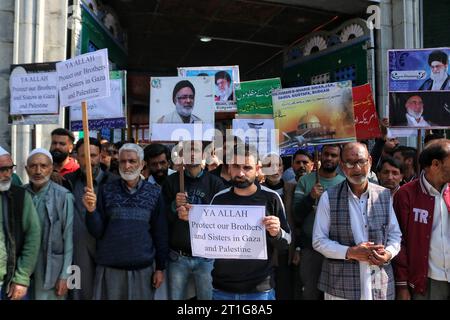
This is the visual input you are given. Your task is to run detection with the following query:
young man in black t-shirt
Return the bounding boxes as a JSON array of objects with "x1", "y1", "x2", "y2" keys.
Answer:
[{"x1": 190, "y1": 148, "x2": 290, "y2": 300}]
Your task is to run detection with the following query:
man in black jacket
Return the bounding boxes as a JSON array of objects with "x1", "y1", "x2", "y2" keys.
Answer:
[
  {"x1": 64, "y1": 138, "x2": 118, "y2": 300},
  {"x1": 162, "y1": 141, "x2": 225, "y2": 300}
]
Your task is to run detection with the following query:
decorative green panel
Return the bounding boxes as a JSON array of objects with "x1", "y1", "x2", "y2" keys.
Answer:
[
  {"x1": 80, "y1": 4, "x2": 127, "y2": 68},
  {"x1": 282, "y1": 38, "x2": 369, "y2": 88}
]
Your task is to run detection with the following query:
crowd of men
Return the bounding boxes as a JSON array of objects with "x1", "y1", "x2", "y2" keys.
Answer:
[{"x1": 0, "y1": 123, "x2": 449, "y2": 300}]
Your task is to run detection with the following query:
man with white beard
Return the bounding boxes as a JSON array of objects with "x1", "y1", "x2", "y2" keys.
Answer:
[
  {"x1": 402, "y1": 95, "x2": 431, "y2": 127},
  {"x1": 214, "y1": 71, "x2": 233, "y2": 101},
  {"x1": 419, "y1": 50, "x2": 450, "y2": 91},
  {"x1": 312, "y1": 142, "x2": 402, "y2": 300},
  {"x1": 24, "y1": 148, "x2": 74, "y2": 300},
  {"x1": 0, "y1": 146, "x2": 41, "y2": 300},
  {"x1": 82, "y1": 143, "x2": 168, "y2": 300}
]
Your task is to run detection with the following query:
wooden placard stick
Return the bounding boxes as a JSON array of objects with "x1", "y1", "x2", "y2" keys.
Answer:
[
  {"x1": 82, "y1": 101, "x2": 94, "y2": 191},
  {"x1": 179, "y1": 163, "x2": 185, "y2": 193},
  {"x1": 314, "y1": 146, "x2": 320, "y2": 184},
  {"x1": 313, "y1": 146, "x2": 320, "y2": 208}
]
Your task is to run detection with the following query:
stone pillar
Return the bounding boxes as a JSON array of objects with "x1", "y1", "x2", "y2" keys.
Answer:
[
  {"x1": 11, "y1": 0, "x2": 68, "y2": 181},
  {"x1": 0, "y1": 0, "x2": 14, "y2": 152},
  {"x1": 376, "y1": 0, "x2": 422, "y2": 146}
]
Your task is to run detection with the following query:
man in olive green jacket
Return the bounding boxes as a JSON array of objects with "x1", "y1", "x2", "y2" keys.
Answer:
[{"x1": 0, "y1": 146, "x2": 41, "y2": 300}]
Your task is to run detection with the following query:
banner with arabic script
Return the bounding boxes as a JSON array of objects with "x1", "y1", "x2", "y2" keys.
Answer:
[
  {"x1": 272, "y1": 81, "x2": 356, "y2": 152},
  {"x1": 235, "y1": 78, "x2": 281, "y2": 114},
  {"x1": 352, "y1": 84, "x2": 381, "y2": 140}
]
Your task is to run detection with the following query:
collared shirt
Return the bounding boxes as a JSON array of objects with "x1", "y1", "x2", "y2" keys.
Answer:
[
  {"x1": 313, "y1": 185, "x2": 402, "y2": 300},
  {"x1": 391, "y1": 185, "x2": 400, "y2": 197},
  {"x1": 405, "y1": 113, "x2": 430, "y2": 127},
  {"x1": 147, "y1": 168, "x2": 176, "y2": 188},
  {"x1": 121, "y1": 178, "x2": 144, "y2": 195},
  {"x1": 59, "y1": 157, "x2": 80, "y2": 177},
  {"x1": 422, "y1": 174, "x2": 450, "y2": 281},
  {"x1": 26, "y1": 182, "x2": 51, "y2": 227}
]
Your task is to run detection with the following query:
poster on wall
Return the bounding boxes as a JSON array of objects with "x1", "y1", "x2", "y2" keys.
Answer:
[
  {"x1": 70, "y1": 71, "x2": 127, "y2": 131},
  {"x1": 149, "y1": 76, "x2": 215, "y2": 141},
  {"x1": 272, "y1": 81, "x2": 356, "y2": 154},
  {"x1": 388, "y1": 48, "x2": 450, "y2": 128},
  {"x1": 178, "y1": 66, "x2": 239, "y2": 112},
  {"x1": 235, "y1": 78, "x2": 282, "y2": 115}
]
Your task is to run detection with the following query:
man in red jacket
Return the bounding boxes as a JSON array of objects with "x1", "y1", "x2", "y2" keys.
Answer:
[{"x1": 393, "y1": 139, "x2": 450, "y2": 300}]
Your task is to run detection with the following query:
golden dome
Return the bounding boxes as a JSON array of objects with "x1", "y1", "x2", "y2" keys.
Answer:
[{"x1": 298, "y1": 113, "x2": 321, "y2": 130}]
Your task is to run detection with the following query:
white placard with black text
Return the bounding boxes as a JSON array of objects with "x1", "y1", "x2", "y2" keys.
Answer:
[
  {"x1": 9, "y1": 72, "x2": 58, "y2": 115},
  {"x1": 189, "y1": 205, "x2": 267, "y2": 260},
  {"x1": 56, "y1": 48, "x2": 110, "y2": 106}
]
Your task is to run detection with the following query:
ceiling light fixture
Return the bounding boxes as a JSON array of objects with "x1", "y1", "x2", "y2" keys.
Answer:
[{"x1": 198, "y1": 35, "x2": 283, "y2": 48}]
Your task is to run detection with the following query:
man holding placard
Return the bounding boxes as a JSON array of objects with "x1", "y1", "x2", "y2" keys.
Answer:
[
  {"x1": 82, "y1": 143, "x2": 168, "y2": 300},
  {"x1": 162, "y1": 141, "x2": 225, "y2": 300},
  {"x1": 189, "y1": 145, "x2": 291, "y2": 300}
]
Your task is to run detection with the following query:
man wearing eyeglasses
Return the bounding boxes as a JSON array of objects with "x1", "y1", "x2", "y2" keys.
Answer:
[
  {"x1": 312, "y1": 142, "x2": 401, "y2": 300},
  {"x1": 419, "y1": 50, "x2": 450, "y2": 91},
  {"x1": 157, "y1": 80, "x2": 203, "y2": 124},
  {"x1": 0, "y1": 146, "x2": 41, "y2": 300}
]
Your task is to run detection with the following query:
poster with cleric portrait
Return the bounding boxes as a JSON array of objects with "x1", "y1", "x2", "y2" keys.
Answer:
[
  {"x1": 178, "y1": 66, "x2": 239, "y2": 112},
  {"x1": 149, "y1": 76, "x2": 215, "y2": 141},
  {"x1": 388, "y1": 48, "x2": 450, "y2": 129}
]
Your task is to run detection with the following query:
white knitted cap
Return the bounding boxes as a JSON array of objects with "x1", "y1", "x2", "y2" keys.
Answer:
[{"x1": 27, "y1": 148, "x2": 53, "y2": 163}]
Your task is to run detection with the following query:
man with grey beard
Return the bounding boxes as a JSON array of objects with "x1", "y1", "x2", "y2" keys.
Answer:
[
  {"x1": 83, "y1": 143, "x2": 168, "y2": 300},
  {"x1": 157, "y1": 80, "x2": 203, "y2": 124},
  {"x1": 24, "y1": 148, "x2": 74, "y2": 300},
  {"x1": 0, "y1": 146, "x2": 41, "y2": 300},
  {"x1": 64, "y1": 137, "x2": 118, "y2": 300},
  {"x1": 312, "y1": 142, "x2": 401, "y2": 300}
]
